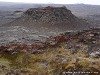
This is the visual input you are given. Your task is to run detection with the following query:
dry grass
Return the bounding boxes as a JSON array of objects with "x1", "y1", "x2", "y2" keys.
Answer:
[{"x1": 0, "y1": 43, "x2": 99, "y2": 75}]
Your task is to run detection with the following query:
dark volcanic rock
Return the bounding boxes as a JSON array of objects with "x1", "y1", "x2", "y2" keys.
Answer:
[
  {"x1": 24, "y1": 6, "x2": 76, "y2": 21},
  {"x1": 1, "y1": 6, "x2": 91, "y2": 44},
  {"x1": 7, "y1": 6, "x2": 90, "y2": 32}
]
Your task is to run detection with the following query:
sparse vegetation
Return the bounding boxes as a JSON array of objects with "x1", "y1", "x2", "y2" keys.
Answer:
[
  {"x1": 0, "y1": 28, "x2": 100, "y2": 75},
  {"x1": 0, "y1": 5, "x2": 100, "y2": 75}
]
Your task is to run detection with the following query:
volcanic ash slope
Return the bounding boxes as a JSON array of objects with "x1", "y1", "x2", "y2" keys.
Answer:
[
  {"x1": 7, "y1": 6, "x2": 90, "y2": 33},
  {"x1": 1, "y1": 6, "x2": 90, "y2": 44}
]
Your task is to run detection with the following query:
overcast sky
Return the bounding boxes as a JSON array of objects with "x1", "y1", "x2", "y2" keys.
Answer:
[{"x1": 0, "y1": 0, "x2": 100, "y2": 5}]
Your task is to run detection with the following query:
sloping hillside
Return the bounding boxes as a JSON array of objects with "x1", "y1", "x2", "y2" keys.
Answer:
[
  {"x1": 6, "y1": 6, "x2": 90, "y2": 32},
  {"x1": 0, "y1": 6, "x2": 90, "y2": 44},
  {"x1": 0, "y1": 28, "x2": 100, "y2": 75}
]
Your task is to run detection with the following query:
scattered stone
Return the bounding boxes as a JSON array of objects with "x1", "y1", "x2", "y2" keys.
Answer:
[
  {"x1": 89, "y1": 51, "x2": 100, "y2": 58},
  {"x1": 32, "y1": 50, "x2": 45, "y2": 54}
]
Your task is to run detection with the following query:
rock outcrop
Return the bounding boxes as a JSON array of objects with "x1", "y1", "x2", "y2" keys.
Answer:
[{"x1": 7, "y1": 6, "x2": 90, "y2": 32}]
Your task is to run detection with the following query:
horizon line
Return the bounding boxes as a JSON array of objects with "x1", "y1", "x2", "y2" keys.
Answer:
[{"x1": 0, "y1": 1, "x2": 100, "y2": 5}]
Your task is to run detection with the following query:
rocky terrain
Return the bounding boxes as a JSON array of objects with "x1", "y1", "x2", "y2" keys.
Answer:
[
  {"x1": 0, "y1": 28, "x2": 100, "y2": 75},
  {"x1": 6, "y1": 6, "x2": 89, "y2": 31},
  {"x1": 0, "y1": 4, "x2": 99, "y2": 75},
  {"x1": 0, "y1": 6, "x2": 90, "y2": 44}
]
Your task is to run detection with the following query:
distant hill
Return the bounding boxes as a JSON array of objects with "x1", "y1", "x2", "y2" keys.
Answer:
[
  {"x1": 6, "y1": 6, "x2": 89, "y2": 32},
  {"x1": 0, "y1": 2, "x2": 100, "y2": 16},
  {"x1": 66, "y1": 4, "x2": 100, "y2": 17},
  {"x1": 0, "y1": 2, "x2": 100, "y2": 26}
]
